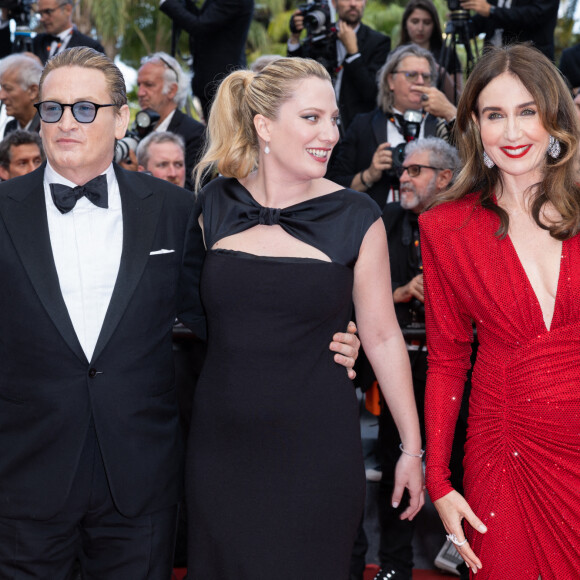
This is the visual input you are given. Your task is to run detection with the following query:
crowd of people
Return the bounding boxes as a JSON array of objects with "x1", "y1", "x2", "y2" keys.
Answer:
[{"x1": 0, "y1": 1, "x2": 578, "y2": 580}]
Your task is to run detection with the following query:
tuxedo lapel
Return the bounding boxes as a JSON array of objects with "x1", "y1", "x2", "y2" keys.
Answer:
[
  {"x1": 91, "y1": 166, "x2": 164, "y2": 361},
  {"x1": 371, "y1": 109, "x2": 387, "y2": 149},
  {"x1": 0, "y1": 165, "x2": 86, "y2": 362}
]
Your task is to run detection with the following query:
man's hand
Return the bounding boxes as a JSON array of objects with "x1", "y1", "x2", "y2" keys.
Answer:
[
  {"x1": 330, "y1": 321, "x2": 360, "y2": 380},
  {"x1": 367, "y1": 142, "x2": 393, "y2": 183},
  {"x1": 289, "y1": 10, "x2": 304, "y2": 44},
  {"x1": 460, "y1": 0, "x2": 491, "y2": 17},
  {"x1": 393, "y1": 274, "x2": 424, "y2": 304},
  {"x1": 415, "y1": 86, "x2": 457, "y2": 122},
  {"x1": 336, "y1": 20, "x2": 359, "y2": 55}
]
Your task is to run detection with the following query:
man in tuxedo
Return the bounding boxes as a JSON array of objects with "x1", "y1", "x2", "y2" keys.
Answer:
[
  {"x1": 32, "y1": 0, "x2": 105, "y2": 63},
  {"x1": 137, "y1": 52, "x2": 205, "y2": 190},
  {"x1": 0, "y1": 53, "x2": 43, "y2": 137},
  {"x1": 0, "y1": 46, "x2": 360, "y2": 578},
  {"x1": 288, "y1": 0, "x2": 390, "y2": 132},
  {"x1": 159, "y1": 0, "x2": 254, "y2": 121}
]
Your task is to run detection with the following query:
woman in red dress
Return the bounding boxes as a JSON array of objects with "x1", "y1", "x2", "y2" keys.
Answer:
[{"x1": 420, "y1": 44, "x2": 580, "y2": 579}]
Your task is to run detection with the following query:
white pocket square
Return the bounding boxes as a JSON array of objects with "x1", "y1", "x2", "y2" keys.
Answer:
[{"x1": 149, "y1": 249, "x2": 175, "y2": 255}]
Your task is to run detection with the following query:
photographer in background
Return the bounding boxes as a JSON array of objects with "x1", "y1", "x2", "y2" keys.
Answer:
[
  {"x1": 372, "y1": 137, "x2": 459, "y2": 580},
  {"x1": 288, "y1": 0, "x2": 390, "y2": 132},
  {"x1": 136, "y1": 52, "x2": 205, "y2": 190},
  {"x1": 160, "y1": 0, "x2": 254, "y2": 121},
  {"x1": 459, "y1": 0, "x2": 559, "y2": 61},
  {"x1": 327, "y1": 44, "x2": 456, "y2": 209}
]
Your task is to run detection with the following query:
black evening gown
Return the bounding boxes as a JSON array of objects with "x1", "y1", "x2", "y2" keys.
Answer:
[{"x1": 186, "y1": 177, "x2": 381, "y2": 579}]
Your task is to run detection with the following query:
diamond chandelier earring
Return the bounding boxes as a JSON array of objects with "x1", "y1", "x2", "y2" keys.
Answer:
[
  {"x1": 483, "y1": 151, "x2": 495, "y2": 168},
  {"x1": 264, "y1": 142, "x2": 270, "y2": 155},
  {"x1": 548, "y1": 135, "x2": 561, "y2": 159}
]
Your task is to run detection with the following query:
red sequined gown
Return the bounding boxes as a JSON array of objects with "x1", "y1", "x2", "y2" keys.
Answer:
[{"x1": 419, "y1": 194, "x2": 580, "y2": 580}]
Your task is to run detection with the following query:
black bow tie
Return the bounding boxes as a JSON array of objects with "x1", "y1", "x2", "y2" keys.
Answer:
[
  {"x1": 45, "y1": 34, "x2": 62, "y2": 44},
  {"x1": 49, "y1": 174, "x2": 109, "y2": 214}
]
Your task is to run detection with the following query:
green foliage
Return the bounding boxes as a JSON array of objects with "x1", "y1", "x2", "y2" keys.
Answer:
[{"x1": 269, "y1": 9, "x2": 296, "y2": 43}]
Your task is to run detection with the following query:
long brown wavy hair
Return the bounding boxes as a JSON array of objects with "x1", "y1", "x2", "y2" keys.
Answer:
[{"x1": 432, "y1": 44, "x2": 580, "y2": 240}]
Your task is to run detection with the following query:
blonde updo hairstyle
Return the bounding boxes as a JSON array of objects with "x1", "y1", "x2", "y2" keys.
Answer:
[{"x1": 194, "y1": 57, "x2": 331, "y2": 190}]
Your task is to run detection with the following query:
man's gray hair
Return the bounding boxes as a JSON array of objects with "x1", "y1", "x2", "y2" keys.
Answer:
[
  {"x1": 0, "y1": 54, "x2": 43, "y2": 89},
  {"x1": 405, "y1": 137, "x2": 460, "y2": 176},
  {"x1": 377, "y1": 44, "x2": 437, "y2": 113},
  {"x1": 140, "y1": 52, "x2": 191, "y2": 108},
  {"x1": 136, "y1": 131, "x2": 186, "y2": 168}
]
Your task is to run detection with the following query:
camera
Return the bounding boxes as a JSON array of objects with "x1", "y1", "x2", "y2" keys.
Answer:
[
  {"x1": 115, "y1": 132, "x2": 140, "y2": 164},
  {"x1": 114, "y1": 109, "x2": 161, "y2": 164},
  {"x1": 0, "y1": 0, "x2": 35, "y2": 50},
  {"x1": 446, "y1": 0, "x2": 470, "y2": 21},
  {"x1": 289, "y1": 1, "x2": 338, "y2": 78},
  {"x1": 389, "y1": 110, "x2": 423, "y2": 170}
]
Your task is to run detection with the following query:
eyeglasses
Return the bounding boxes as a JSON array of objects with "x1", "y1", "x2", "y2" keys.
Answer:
[
  {"x1": 35, "y1": 3, "x2": 67, "y2": 17},
  {"x1": 34, "y1": 101, "x2": 117, "y2": 123},
  {"x1": 395, "y1": 164, "x2": 444, "y2": 178},
  {"x1": 393, "y1": 70, "x2": 433, "y2": 83},
  {"x1": 141, "y1": 55, "x2": 180, "y2": 83}
]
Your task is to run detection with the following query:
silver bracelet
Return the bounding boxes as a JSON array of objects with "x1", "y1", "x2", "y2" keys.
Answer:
[{"x1": 399, "y1": 443, "x2": 425, "y2": 458}]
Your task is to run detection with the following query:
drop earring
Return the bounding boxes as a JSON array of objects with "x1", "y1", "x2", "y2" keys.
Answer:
[
  {"x1": 548, "y1": 135, "x2": 560, "y2": 159},
  {"x1": 483, "y1": 151, "x2": 495, "y2": 168},
  {"x1": 264, "y1": 143, "x2": 270, "y2": 155}
]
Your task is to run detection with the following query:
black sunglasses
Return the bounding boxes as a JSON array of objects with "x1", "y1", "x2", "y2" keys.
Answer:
[
  {"x1": 395, "y1": 164, "x2": 445, "y2": 178},
  {"x1": 34, "y1": 101, "x2": 117, "y2": 124}
]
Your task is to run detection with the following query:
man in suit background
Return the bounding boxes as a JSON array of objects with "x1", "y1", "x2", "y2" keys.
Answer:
[
  {"x1": 460, "y1": 0, "x2": 559, "y2": 61},
  {"x1": 137, "y1": 131, "x2": 187, "y2": 189},
  {"x1": 0, "y1": 53, "x2": 43, "y2": 136},
  {"x1": 137, "y1": 52, "x2": 205, "y2": 190},
  {"x1": 32, "y1": 0, "x2": 105, "y2": 63},
  {"x1": 288, "y1": 0, "x2": 390, "y2": 132},
  {"x1": 0, "y1": 129, "x2": 44, "y2": 180},
  {"x1": 159, "y1": 0, "x2": 254, "y2": 121}
]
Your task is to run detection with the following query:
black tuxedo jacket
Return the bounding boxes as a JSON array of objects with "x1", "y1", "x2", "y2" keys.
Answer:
[
  {"x1": 3, "y1": 113, "x2": 41, "y2": 137},
  {"x1": 560, "y1": 44, "x2": 580, "y2": 90},
  {"x1": 167, "y1": 109, "x2": 206, "y2": 191},
  {"x1": 288, "y1": 23, "x2": 390, "y2": 132},
  {"x1": 327, "y1": 108, "x2": 447, "y2": 209},
  {"x1": 33, "y1": 29, "x2": 105, "y2": 64},
  {"x1": 0, "y1": 164, "x2": 198, "y2": 520},
  {"x1": 470, "y1": 0, "x2": 559, "y2": 61},
  {"x1": 161, "y1": 0, "x2": 254, "y2": 108}
]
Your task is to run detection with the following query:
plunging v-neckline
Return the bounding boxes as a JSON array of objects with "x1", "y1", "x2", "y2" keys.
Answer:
[{"x1": 505, "y1": 234, "x2": 565, "y2": 332}]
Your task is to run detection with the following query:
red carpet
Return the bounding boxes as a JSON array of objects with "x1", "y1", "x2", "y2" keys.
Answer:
[{"x1": 173, "y1": 567, "x2": 457, "y2": 579}]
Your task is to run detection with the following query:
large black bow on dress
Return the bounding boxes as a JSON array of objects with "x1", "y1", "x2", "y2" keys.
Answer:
[{"x1": 50, "y1": 174, "x2": 108, "y2": 214}]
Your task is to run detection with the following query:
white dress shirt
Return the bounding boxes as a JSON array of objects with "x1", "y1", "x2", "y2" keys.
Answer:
[
  {"x1": 44, "y1": 162, "x2": 123, "y2": 361},
  {"x1": 48, "y1": 27, "x2": 73, "y2": 58}
]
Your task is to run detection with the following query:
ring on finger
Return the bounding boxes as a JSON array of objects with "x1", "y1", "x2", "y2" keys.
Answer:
[{"x1": 446, "y1": 533, "x2": 468, "y2": 547}]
